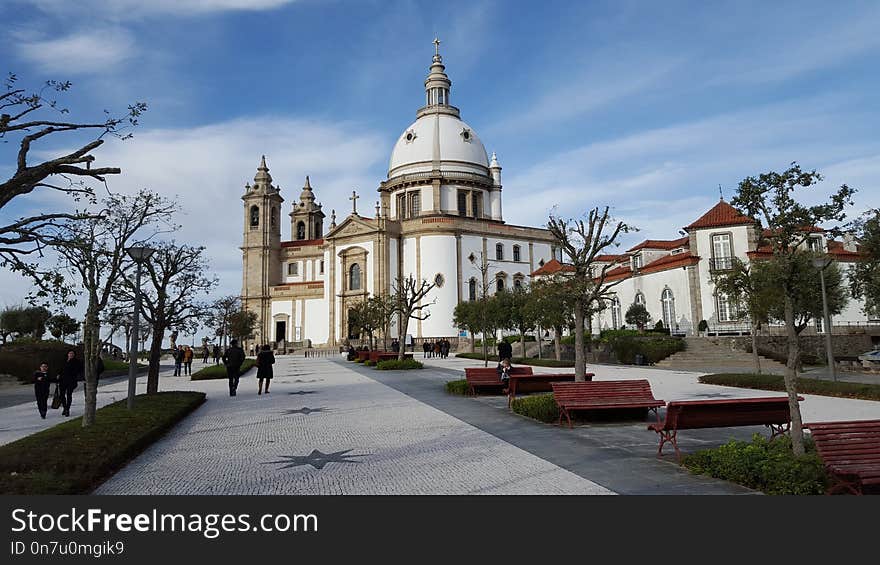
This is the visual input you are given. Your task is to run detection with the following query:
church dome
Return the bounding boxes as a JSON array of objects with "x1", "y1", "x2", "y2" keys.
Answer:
[{"x1": 387, "y1": 39, "x2": 490, "y2": 180}]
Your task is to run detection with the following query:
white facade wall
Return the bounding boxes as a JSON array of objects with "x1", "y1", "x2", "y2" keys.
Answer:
[
  {"x1": 693, "y1": 225, "x2": 751, "y2": 326},
  {"x1": 270, "y1": 299, "x2": 295, "y2": 341},
  {"x1": 489, "y1": 190, "x2": 502, "y2": 220},
  {"x1": 418, "y1": 235, "x2": 459, "y2": 336},
  {"x1": 304, "y1": 297, "x2": 329, "y2": 344}
]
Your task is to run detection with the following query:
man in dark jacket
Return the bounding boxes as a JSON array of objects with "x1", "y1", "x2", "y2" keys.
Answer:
[
  {"x1": 33, "y1": 362, "x2": 53, "y2": 419},
  {"x1": 498, "y1": 339, "x2": 513, "y2": 363},
  {"x1": 59, "y1": 350, "x2": 83, "y2": 417},
  {"x1": 222, "y1": 339, "x2": 246, "y2": 397}
]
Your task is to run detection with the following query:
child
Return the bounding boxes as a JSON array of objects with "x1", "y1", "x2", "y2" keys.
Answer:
[{"x1": 497, "y1": 358, "x2": 512, "y2": 391}]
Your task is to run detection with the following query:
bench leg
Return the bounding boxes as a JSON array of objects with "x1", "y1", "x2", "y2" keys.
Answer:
[
  {"x1": 767, "y1": 422, "x2": 790, "y2": 440},
  {"x1": 657, "y1": 430, "x2": 680, "y2": 462},
  {"x1": 827, "y1": 477, "x2": 862, "y2": 496},
  {"x1": 557, "y1": 407, "x2": 572, "y2": 429}
]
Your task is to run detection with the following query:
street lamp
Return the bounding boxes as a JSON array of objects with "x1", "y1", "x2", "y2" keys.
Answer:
[
  {"x1": 126, "y1": 245, "x2": 155, "y2": 408},
  {"x1": 812, "y1": 255, "x2": 836, "y2": 382}
]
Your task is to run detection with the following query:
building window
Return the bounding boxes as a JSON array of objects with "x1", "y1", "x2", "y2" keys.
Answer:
[
  {"x1": 538, "y1": 259, "x2": 545, "y2": 267},
  {"x1": 661, "y1": 288, "x2": 675, "y2": 330},
  {"x1": 513, "y1": 245, "x2": 521, "y2": 262},
  {"x1": 434, "y1": 273, "x2": 445, "y2": 288},
  {"x1": 288, "y1": 262, "x2": 299, "y2": 276},
  {"x1": 397, "y1": 194, "x2": 407, "y2": 220},
  {"x1": 319, "y1": 260, "x2": 325, "y2": 274},
  {"x1": 635, "y1": 292, "x2": 645, "y2": 306},
  {"x1": 632, "y1": 254, "x2": 643, "y2": 271},
  {"x1": 457, "y1": 191, "x2": 467, "y2": 216},
  {"x1": 712, "y1": 233, "x2": 732, "y2": 259},
  {"x1": 717, "y1": 292, "x2": 734, "y2": 322},
  {"x1": 249, "y1": 205, "x2": 259, "y2": 227},
  {"x1": 472, "y1": 192, "x2": 480, "y2": 218},
  {"x1": 513, "y1": 277, "x2": 523, "y2": 290},
  {"x1": 496, "y1": 277, "x2": 505, "y2": 293},
  {"x1": 271, "y1": 207, "x2": 277, "y2": 226},
  {"x1": 611, "y1": 296, "x2": 622, "y2": 330},
  {"x1": 496, "y1": 243, "x2": 504, "y2": 261},
  {"x1": 468, "y1": 278, "x2": 476, "y2": 301},
  {"x1": 296, "y1": 221, "x2": 306, "y2": 240},
  {"x1": 349, "y1": 263, "x2": 361, "y2": 291},
  {"x1": 807, "y1": 236, "x2": 823, "y2": 252},
  {"x1": 409, "y1": 191, "x2": 421, "y2": 217},
  {"x1": 315, "y1": 219, "x2": 323, "y2": 238}
]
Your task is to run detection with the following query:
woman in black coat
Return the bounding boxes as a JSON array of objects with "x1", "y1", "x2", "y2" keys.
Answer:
[
  {"x1": 33, "y1": 361, "x2": 54, "y2": 419},
  {"x1": 256, "y1": 344, "x2": 275, "y2": 395},
  {"x1": 58, "y1": 350, "x2": 82, "y2": 417}
]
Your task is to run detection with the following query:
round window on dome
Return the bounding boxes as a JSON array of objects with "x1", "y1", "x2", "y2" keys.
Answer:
[
  {"x1": 434, "y1": 273, "x2": 445, "y2": 288},
  {"x1": 404, "y1": 129, "x2": 417, "y2": 144},
  {"x1": 460, "y1": 128, "x2": 471, "y2": 141}
]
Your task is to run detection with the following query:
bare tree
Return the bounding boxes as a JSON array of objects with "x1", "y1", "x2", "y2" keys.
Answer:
[
  {"x1": 547, "y1": 207, "x2": 633, "y2": 381},
  {"x1": 116, "y1": 242, "x2": 217, "y2": 394},
  {"x1": 391, "y1": 274, "x2": 437, "y2": 361},
  {"x1": 51, "y1": 190, "x2": 174, "y2": 426},
  {"x1": 0, "y1": 72, "x2": 146, "y2": 298}
]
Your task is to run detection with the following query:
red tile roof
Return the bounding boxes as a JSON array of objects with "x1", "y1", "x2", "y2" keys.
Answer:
[
  {"x1": 685, "y1": 200, "x2": 755, "y2": 230},
  {"x1": 594, "y1": 253, "x2": 629, "y2": 263},
  {"x1": 530, "y1": 258, "x2": 575, "y2": 276},
  {"x1": 281, "y1": 238, "x2": 325, "y2": 248},
  {"x1": 627, "y1": 236, "x2": 689, "y2": 252},
  {"x1": 748, "y1": 240, "x2": 863, "y2": 262},
  {"x1": 639, "y1": 252, "x2": 700, "y2": 274},
  {"x1": 602, "y1": 264, "x2": 633, "y2": 282}
]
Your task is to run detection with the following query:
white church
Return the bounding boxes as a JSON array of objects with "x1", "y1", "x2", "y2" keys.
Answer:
[{"x1": 240, "y1": 41, "x2": 556, "y2": 348}]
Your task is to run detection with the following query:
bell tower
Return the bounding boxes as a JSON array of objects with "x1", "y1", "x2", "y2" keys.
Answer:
[
  {"x1": 241, "y1": 155, "x2": 283, "y2": 348},
  {"x1": 289, "y1": 175, "x2": 325, "y2": 241}
]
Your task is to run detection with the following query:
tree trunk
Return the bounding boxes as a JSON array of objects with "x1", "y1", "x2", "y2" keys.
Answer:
[
  {"x1": 554, "y1": 325, "x2": 562, "y2": 361},
  {"x1": 574, "y1": 300, "x2": 586, "y2": 381},
  {"x1": 81, "y1": 303, "x2": 100, "y2": 427},
  {"x1": 751, "y1": 322, "x2": 762, "y2": 375},
  {"x1": 783, "y1": 295, "x2": 805, "y2": 455},
  {"x1": 397, "y1": 313, "x2": 409, "y2": 361},
  {"x1": 520, "y1": 330, "x2": 526, "y2": 362},
  {"x1": 481, "y1": 328, "x2": 488, "y2": 367},
  {"x1": 469, "y1": 332, "x2": 475, "y2": 353},
  {"x1": 146, "y1": 326, "x2": 165, "y2": 394}
]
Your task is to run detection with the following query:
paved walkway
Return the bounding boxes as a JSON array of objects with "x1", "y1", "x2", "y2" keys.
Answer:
[{"x1": 4, "y1": 353, "x2": 879, "y2": 494}]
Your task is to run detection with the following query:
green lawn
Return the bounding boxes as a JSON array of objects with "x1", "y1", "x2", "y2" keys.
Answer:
[
  {"x1": 191, "y1": 359, "x2": 256, "y2": 381},
  {"x1": 0, "y1": 391, "x2": 206, "y2": 494},
  {"x1": 699, "y1": 373, "x2": 880, "y2": 402}
]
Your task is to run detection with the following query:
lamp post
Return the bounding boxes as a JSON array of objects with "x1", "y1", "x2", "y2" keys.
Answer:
[
  {"x1": 126, "y1": 245, "x2": 155, "y2": 408},
  {"x1": 812, "y1": 255, "x2": 836, "y2": 382}
]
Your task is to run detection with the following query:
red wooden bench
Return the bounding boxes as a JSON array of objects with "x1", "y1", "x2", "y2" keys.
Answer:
[
  {"x1": 356, "y1": 350, "x2": 371, "y2": 362},
  {"x1": 464, "y1": 366, "x2": 533, "y2": 395},
  {"x1": 804, "y1": 419, "x2": 880, "y2": 495},
  {"x1": 369, "y1": 351, "x2": 413, "y2": 363},
  {"x1": 551, "y1": 380, "x2": 665, "y2": 428},
  {"x1": 648, "y1": 396, "x2": 803, "y2": 462},
  {"x1": 506, "y1": 373, "x2": 593, "y2": 406}
]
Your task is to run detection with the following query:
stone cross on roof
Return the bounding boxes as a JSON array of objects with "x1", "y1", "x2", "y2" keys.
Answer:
[
  {"x1": 349, "y1": 190, "x2": 359, "y2": 215},
  {"x1": 433, "y1": 37, "x2": 441, "y2": 55}
]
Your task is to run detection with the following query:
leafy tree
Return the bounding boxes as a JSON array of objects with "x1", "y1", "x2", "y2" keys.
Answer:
[
  {"x1": 731, "y1": 162, "x2": 855, "y2": 455},
  {"x1": 228, "y1": 309, "x2": 258, "y2": 344},
  {"x1": 0, "y1": 305, "x2": 51, "y2": 341},
  {"x1": 496, "y1": 286, "x2": 537, "y2": 358},
  {"x1": 528, "y1": 277, "x2": 573, "y2": 361},
  {"x1": 47, "y1": 312, "x2": 79, "y2": 342},
  {"x1": 465, "y1": 251, "x2": 503, "y2": 366},
  {"x1": 51, "y1": 190, "x2": 174, "y2": 427},
  {"x1": 391, "y1": 274, "x2": 437, "y2": 361},
  {"x1": 115, "y1": 242, "x2": 217, "y2": 394},
  {"x1": 348, "y1": 297, "x2": 385, "y2": 350},
  {"x1": 756, "y1": 254, "x2": 848, "y2": 331},
  {"x1": 547, "y1": 207, "x2": 634, "y2": 380},
  {"x1": 624, "y1": 303, "x2": 651, "y2": 331},
  {"x1": 849, "y1": 209, "x2": 880, "y2": 317},
  {"x1": 206, "y1": 295, "x2": 240, "y2": 348},
  {"x1": 712, "y1": 258, "x2": 774, "y2": 373},
  {"x1": 452, "y1": 300, "x2": 478, "y2": 353},
  {"x1": 0, "y1": 72, "x2": 145, "y2": 301}
]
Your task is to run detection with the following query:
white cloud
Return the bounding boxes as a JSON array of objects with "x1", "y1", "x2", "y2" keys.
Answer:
[
  {"x1": 22, "y1": 0, "x2": 298, "y2": 19},
  {"x1": 16, "y1": 28, "x2": 136, "y2": 74}
]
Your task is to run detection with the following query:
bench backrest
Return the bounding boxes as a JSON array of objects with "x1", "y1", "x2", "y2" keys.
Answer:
[
  {"x1": 805, "y1": 420, "x2": 880, "y2": 465},
  {"x1": 664, "y1": 397, "x2": 796, "y2": 431},
  {"x1": 464, "y1": 366, "x2": 533, "y2": 378},
  {"x1": 551, "y1": 380, "x2": 658, "y2": 404}
]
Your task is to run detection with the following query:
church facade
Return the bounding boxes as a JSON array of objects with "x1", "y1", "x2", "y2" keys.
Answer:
[{"x1": 241, "y1": 44, "x2": 556, "y2": 348}]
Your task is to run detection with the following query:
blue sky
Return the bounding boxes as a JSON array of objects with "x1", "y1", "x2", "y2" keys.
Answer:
[{"x1": 1, "y1": 0, "x2": 879, "y2": 330}]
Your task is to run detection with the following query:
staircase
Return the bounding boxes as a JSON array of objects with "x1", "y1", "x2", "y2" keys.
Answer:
[{"x1": 655, "y1": 336, "x2": 787, "y2": 374}]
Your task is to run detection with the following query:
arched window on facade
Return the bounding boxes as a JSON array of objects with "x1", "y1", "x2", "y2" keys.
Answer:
[
  {"x1": 513, "y1": 276, "x2": 524, "y2": 290},
  {"x1": 661, "y1": 288, "x2": 675, "y2": 330},
  {"x1": 472, "y1": 192, "x2": 481, "y2": 218},
  {"x1": 315, "y1": 219, "x2": 323, "y2": 238},
  {"x1": 496, "y1": 277, "x2": 505, "y2": 293},
  {"x1": 249, "y1": 205, "x2": 259, "y2": 227},
  {"x1": 349, "y1": 263, "x2": 361, "y2": 291},
  {"x1": 634, "y1": 292, "x2": 645, "y2": 307},
  {"x1": 716, "y1": 292, "x2": 734, "y2": 322},
  {"x1": 513, "y1": 245, "x2": 521, "y2": 262},
  {"x1": 611, "y1": 296, "x2": 622, "y2": 329},
  {"x1": 296, "y1": 221, "x2": 306, "y2": 240},
  {"x1": 496, "y1": 243, "x2": 504, "y2": 261},
  {"x1": 468, "y1": 278, "x2": 476, "y2": 301}
]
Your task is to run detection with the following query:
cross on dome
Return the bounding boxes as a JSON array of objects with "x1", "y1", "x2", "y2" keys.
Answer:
[
  {"x1": 433, "y1": 37, "x2": 441, "y2": 56},
  {"x1": 349, "y1": 190, "x2": 359, "y2": 215}
]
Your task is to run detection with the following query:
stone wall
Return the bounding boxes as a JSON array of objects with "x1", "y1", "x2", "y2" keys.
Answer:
[{"x1": 729, "y1": 334, "x2": 875, "y2": 364}]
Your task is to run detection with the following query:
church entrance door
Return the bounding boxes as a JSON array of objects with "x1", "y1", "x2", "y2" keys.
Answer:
[{"x1": 275, "y1": 321, "x2": 286, "y2": 343}]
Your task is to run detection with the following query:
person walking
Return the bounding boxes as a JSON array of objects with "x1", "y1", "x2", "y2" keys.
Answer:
[
  {"x1": 391, "y1": 339, "x2": 400, "y2": 353},
  {"x1": 222, "y1": 339, "x2": 246, "y2": 397},
  {"x1": 58, "y1": 350, "x2": 83, "y2": 417},
  {"x1": 498, "y1": 339, "x2": 513, "y2": 363},
  {"x1": 33, "y1": 361, "x2": 54, "y2": 419},
  {"x1": 433, "y1": 341, "x2": 441, "y2": 358},
  {"x1": 183, "y1": 346, "x2": 194, "y2": 376},
  {"x1": 213, "y1": 344, "x2": 221, "y2": 365},
  {"x1": 202, "y1": 341, "x2": 210, "y2": 364},
  {"x1": 173, "y1": 345, "x2": 184, "y2": 376},
  {"x1": 441, "y1": 339, "x2": 449, "y2": 359},
  {"x1": 256, "y1": 344, "x2": 275, "y2": 395}
]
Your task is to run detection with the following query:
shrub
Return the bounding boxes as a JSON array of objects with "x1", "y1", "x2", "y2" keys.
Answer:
[
  {"x1": 0, "y1": 341, "x2": 83, "y2": 381},
  {"x1": 511, "y1": 393, "x2": 559, "y2": 423},
  {"x1": 364, "y1": 360, "x2": 376, "y2": 367},
  {"x1": 605, "y1": 335, "x2": 684, "y2": 364},
  {"x1": 502, "y1": 335, "x2": 535, "y2": 344},
  {"x1": 699, "y1": 373, "x2": 880, "y2": 402},
  {"x1": 454, "y1": 353, "x2": 574, "y2": 368},
  {"x1": 683, "y1": 434, "x2": 828, "y2": 495},
  {"x1": 445, "y1": 379, "x2": 469, "y2": 395},
  {"x1": 190, "y1": 359, "x2": 256, "y2": 381},
  {"x1": 376, "y1": 359, "x2": 424, "y2": 370}
]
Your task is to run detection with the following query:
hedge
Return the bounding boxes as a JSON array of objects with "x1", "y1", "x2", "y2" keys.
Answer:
[
  {"x1": 0, "y1": 341, "x2": 83, "y2": 382},
  {"x1": 0, "y1": 391, "x2": 206, "y2": 494},
  {"x1": 683, "y1": 434, "x2": 828, "y2": 495},
  {"x1": 376, "y1": 359, "x2": 424, "y2": 370},
  {"x1": 190, "y1": 359, "x2": 256, "y2": 381},
  {"x1": 605, "y1": 335, "x2": 684, "y2": 364},
  {"x1": 455, "y1": 353, "x2": 574, "y2": 368},
  {"x1": 445, "y1": 379, "x2": 469, "y2": 395},
  {"x1": 699, "y1": 373, "x2": 880, "y2": 402},
  {"x1": 511, "y1": 393, "x2": 559, "y2": 423}
]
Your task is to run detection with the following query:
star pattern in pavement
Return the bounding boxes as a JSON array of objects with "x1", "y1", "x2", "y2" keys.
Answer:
[
  {"x1": 287, "y1": 390, "x2": 317, "y2": 395},
  {"x1": 282, "y1": 407, "x2": 326, "y2": 415},
  {"x1": 264, "y1": 449, "x2": 366, "y2": 470}
]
